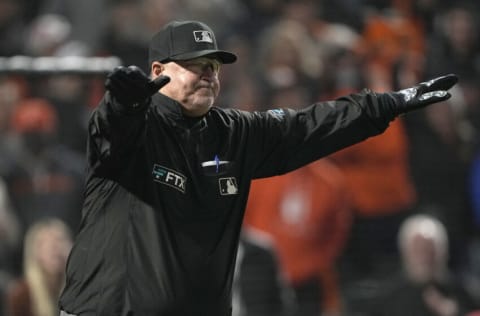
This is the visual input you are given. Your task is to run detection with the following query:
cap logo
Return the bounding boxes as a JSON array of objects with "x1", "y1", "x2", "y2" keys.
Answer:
[{"x1": 193, "y1": 30, "x2": 213, "y2": 43}]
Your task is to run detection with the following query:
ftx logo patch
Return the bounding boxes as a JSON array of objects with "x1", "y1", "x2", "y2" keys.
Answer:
[
  {"x1": 193, "y1": 30, "x2": 213, "y2": 43},
  {"x1": 152, "y1": 164, "x2": 186, "y2": 193}
]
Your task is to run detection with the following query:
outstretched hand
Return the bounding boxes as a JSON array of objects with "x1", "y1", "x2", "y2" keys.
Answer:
[
  {"x1": 105, "y1": 65, "x2": 170, "y2": 107},
  {"x1": 395, "y1": 74, "x2": 458, "y2": 113}
]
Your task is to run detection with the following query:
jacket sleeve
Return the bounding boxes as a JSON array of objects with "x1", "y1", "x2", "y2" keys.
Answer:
[
  {"x1": 248, "y1": 90, "x2": 401, "y2": 178},
  {"x1": 87, "y1": 91, "x2": 150, "y2": 176}
]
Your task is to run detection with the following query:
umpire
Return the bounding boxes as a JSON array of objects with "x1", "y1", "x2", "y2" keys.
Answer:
[{"x1": 59, "y1": 20, "x2": 457, "y2": 316}]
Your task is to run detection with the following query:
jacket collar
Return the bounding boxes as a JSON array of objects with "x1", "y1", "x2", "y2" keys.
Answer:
[
  {"x1": 151, "y1": 92, "x2": 184, "y2": 119},
  {"x1": 151, "y1": 93, "x2": 208, "y2": 132}
]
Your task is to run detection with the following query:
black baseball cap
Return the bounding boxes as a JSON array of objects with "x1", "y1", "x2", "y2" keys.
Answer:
[{"x1": 148, "y1": 20, "x2": 237, "y2": 65}]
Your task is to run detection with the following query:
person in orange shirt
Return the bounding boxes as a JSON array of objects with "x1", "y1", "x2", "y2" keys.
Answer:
[
  {"x1": 359, "y1": 1, "x2": 426, "y2": 93},
  {"x1": 330, "y1": 118, "x2": 416, "y2": 218},
  {"x1": 244, "y1": 158, "x2": 352, "y2": 316},
  {"x1": 329, "y1": 117, "x2": 417, "y2": 295}
]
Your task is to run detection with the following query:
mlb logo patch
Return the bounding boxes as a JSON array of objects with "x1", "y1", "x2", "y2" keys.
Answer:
[
  {"x1": 219, "y1": 177, "x2": 238, "y2": 195},
  {"x1": 193, "y1": 30, "x2": 213, "y2": 43}
]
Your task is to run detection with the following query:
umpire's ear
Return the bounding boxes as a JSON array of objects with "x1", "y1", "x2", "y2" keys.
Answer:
[{"x1": 151, "y1": 61, "x2": 165, "y2": 78}]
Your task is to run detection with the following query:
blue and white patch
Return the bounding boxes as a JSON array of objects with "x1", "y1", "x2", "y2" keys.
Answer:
[
  {"x1": 152, "y1": 164, "x2": 186, "y2": 193},
  {"x1": 267, "y1": 109, "x2": 286, "y2": 121}
]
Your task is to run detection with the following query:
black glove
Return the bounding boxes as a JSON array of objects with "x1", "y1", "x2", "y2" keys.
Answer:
[
  {"x1": 105, "y1": 65, "x2": 170, "y2": 107},
  {"x1": 394, "y1": 74, "x2": 458, "y2": 113}
]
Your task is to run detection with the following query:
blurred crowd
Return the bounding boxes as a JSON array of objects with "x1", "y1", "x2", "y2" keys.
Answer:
[{"x1": 0, "y1": 0, "x2": 480, "y2": 315}]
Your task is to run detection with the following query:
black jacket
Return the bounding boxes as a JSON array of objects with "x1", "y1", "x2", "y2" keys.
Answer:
[{"x1": 59, "y1": 91, "x2": 399, "y2": 316}]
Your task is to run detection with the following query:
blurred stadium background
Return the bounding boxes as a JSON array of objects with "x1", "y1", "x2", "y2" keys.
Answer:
[{"x1": 0, "y1": 0, "x2": 479, "y2": 315}]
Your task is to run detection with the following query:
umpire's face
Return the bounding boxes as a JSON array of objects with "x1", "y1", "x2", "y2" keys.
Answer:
[{"x1": 152, "y1": 57, "x2": 221, "y2": 117}]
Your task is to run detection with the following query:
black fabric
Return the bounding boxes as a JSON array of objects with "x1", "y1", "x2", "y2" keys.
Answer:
[{"x1": 59, "y1": 91, "x2": 397, "y2": 316}]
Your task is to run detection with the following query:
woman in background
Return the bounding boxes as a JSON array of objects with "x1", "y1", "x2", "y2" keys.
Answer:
[{"x1": 6, "y1": 218, "x2": 72, "y2": 316}]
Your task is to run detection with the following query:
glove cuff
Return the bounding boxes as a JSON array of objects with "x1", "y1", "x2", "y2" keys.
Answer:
[{"x1": 389, "y1": 92, "x2": 409, "y2": 115}]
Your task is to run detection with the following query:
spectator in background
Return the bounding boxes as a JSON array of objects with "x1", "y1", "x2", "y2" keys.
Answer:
[
  {"x1": 317, "y1": 0, "x2": 364, "y2": 31},
  {"x1": 405, "y1": 3, "x2": 480, "y2": 268},
  {"x1": 330, "y1": 116, "x2": 416, "y2": 276},
  {"x1": 317, "y1": 13, "x2": 419, "y2": 311},
  {"x1": 389, "y1": 0, "x2": 446, "y2": 34},
  {"x1": 2, "y1": 98, "x2": 84, "y2": 234},
  {"x1": 0, "y1": 76, "x2": 29, "y2": 176},
  {"x1": 237, "y1": 0, "x2": 286, "y2": 39},
  {"x1": 372, "y1": 214, "x2": 477, "y2": 316},
  {"x1": 359, "y1": 0, "x2": 426, "y2": 92},
  {"x1": 0, "y1": 178, "x2": 21, "y2": 314},
  {"x1": 329, "y1": 112, "x2": 417, "y2": 315},
  {"x1": 245, "y1": 158, "x2": 352, "y2": 316},
  {"x1": 37, "y1": 73, "x2": 90, "y2": 154},
  {"x1": 19, "y1": 13, "x2": 92, "y2": 153},
  {"x1": 5, "y1": 218, "x2": 72, "y2": 316},
  {"x1": 214, "y1": 35, "x2": 261, "y2": 111},
  {"x1": 0, "y1": 0, "x2": 26, "y2": 56},
  {"x1": 322, "y1": 5, "x2": 426, "y2": 313},
  {"x1": 253, "y1": 18, "x2": 323, "y2": 107},
  {"x1": 140, "y1": 0, "x2": 181, "y2": 44},
  {"x1": 327, "y1": 53, "x2": 416, "y2": 315},
  {"x1": 24, "y1": 14, "x2": 89, "y2": 57},
  {"x1": 98, "y1": 0, "x2": 152, "y2": 72},
  {"x1": 30, "y1": 0, "x2": 105, "y2": 52},
  {"x1": 233, "y1": 228, "x2": 293, "y2": 316},
  {"x1": 424, "y1": 3, "x2": 480, "y2": 84}
]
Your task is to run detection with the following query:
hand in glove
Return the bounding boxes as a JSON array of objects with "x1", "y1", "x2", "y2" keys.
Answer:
[
  {"x1": 105, "y1": 65, "x2": 170, "y2": 107},
  {"x1": 395, "y1": 74, "x2": 458, "y2": 113}
]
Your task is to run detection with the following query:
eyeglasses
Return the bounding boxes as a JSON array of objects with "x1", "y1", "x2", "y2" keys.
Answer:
[{"x1": 177, "y1": 57, "x2": 221, "y2": 74}]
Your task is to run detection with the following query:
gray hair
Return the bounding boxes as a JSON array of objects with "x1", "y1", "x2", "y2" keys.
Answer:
[{"x1": 398, "y1": 214, "x2": 449, "y2": 261}]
